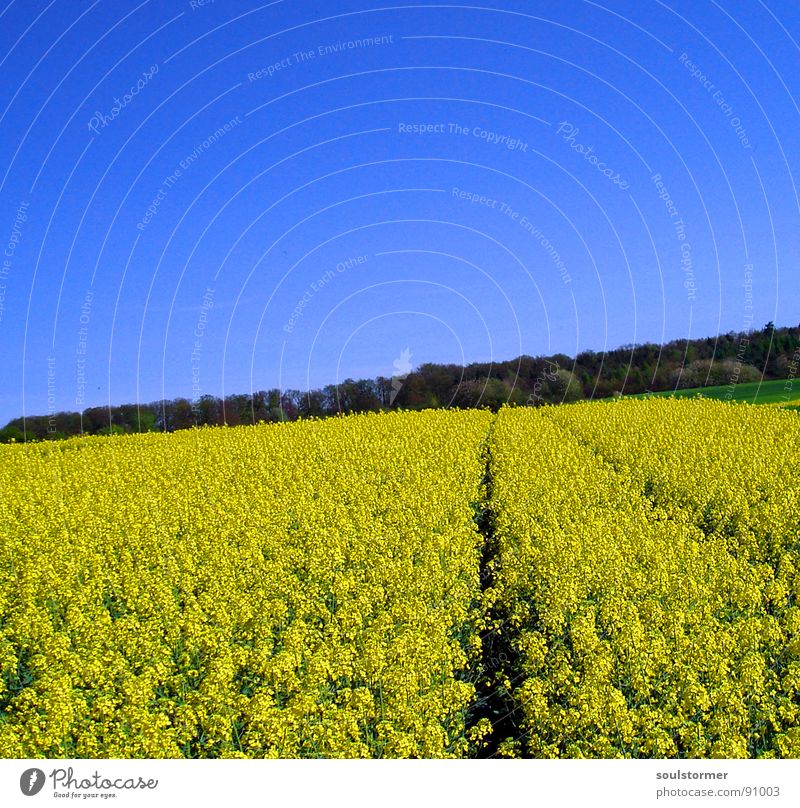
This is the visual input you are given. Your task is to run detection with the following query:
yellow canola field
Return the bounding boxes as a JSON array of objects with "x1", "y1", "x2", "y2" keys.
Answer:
[
  {"x1": 0, "y1": 410, "x2": 492, "y2": 758},
  {"x1": 488, "y1": 401, "x2": 800, "y2": 758},
  {"x1": 2, "y1": 399, "x2": 798, "y2": 759}
]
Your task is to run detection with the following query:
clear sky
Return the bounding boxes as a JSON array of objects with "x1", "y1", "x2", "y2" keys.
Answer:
[{"x1": 1, "y1": 0, "x2": 798, "y2": 422}]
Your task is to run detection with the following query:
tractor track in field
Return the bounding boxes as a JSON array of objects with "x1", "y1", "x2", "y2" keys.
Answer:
[{"x1": 470, "y1": 413, "x2": 525, "y2": 758}]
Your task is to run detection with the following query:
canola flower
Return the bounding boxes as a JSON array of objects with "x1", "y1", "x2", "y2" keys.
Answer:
[
  {"x1": 0, "y1": 410, "x2": 491, "y2": 758},
  {"x1": 1, "y1": 399, "x2": 798, "y2": 758},
  {"x1": 488, "y1": 400, "x2": 800, "y2": 758}
]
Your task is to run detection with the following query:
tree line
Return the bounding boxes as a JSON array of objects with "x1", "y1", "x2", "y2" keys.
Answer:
[{"x1": 2, "y1": 321, "x2": 797, "y2": 442}]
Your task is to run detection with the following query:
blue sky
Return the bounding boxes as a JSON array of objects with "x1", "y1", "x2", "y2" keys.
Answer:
[{"x1": 1, "y1": 0, "x2": 799, "y2": 422}]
